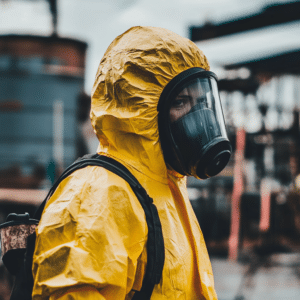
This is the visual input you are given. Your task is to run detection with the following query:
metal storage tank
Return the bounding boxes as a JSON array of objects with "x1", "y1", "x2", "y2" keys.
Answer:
[{"x1": 0, "y1": 34, "x2": 88, "y2": 188}]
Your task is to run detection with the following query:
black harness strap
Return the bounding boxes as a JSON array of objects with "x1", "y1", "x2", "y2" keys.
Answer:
[{"x1": 34, "y1": 154, "x2": 164, "y2": 300}]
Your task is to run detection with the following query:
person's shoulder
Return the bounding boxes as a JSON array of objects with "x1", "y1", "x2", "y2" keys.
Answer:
[
  {"x1": 39, "y1": 164, "x2": 142, "y2": 232},
  {"x1": 76, "y1": 165, "x2": 143, "y2": 213},
  {"x1": 48, "y1": 164, "x2": 137, "y2": 208},
  {"x1": 71, "y1": 164, "x2": 135, "y2": 195}
]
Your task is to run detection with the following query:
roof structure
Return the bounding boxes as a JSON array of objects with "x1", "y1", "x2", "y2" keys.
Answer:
[
  {"x1": 218, "y1": 77, "x2": 260, "y2": 95},
  {"x1": 217, "y1": 49, "x2": 300, "y2": 94},
  {"x1": 190, "y1": 1, "x2": 300, "y2": 92},
  {"x1": 224, "y1": 49, "x2": 300, "y2": 76},
  {"x1": 190, "y1": 1, "x2": 300, "y2": 42}
]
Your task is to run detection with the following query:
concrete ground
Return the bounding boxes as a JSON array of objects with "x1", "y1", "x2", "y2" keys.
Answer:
[{"x1": 211, "y1": 252, "x2": 300, "y2": 300}]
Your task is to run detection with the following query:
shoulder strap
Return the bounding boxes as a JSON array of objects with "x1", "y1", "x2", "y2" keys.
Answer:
[{"x1": 34, "y1": 154, "x2": 164, "y2": 300}]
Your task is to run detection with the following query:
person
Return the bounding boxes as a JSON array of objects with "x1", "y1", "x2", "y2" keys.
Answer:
[{"x1": 32, "y1": 26, "x2": 231, "y2": 300}]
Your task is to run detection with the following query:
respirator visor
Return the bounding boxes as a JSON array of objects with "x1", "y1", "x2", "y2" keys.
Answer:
[{"x1": 158, "y1": 68, "x2": 231, "y2": 179}]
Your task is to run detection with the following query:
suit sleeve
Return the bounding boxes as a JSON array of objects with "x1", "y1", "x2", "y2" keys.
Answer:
[{"x1": 32, "y1": 166, "x2": 147, "y2": 300}]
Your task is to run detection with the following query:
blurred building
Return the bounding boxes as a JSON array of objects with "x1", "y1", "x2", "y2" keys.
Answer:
[
  {"x1": 189, "y1": 1, "x2": 300, "y2": 257},
  {"x1": 0, "y1": 34, "x2": 88, "y2": 190}
]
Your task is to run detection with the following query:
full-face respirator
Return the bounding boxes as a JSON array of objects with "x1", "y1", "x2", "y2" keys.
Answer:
[{"x1": 158, "y1": 67, "x2": 232, "y2": 179}]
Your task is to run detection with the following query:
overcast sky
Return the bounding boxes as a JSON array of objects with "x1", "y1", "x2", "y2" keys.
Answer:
[{"x1": 0, "y1": 0, "x2": 298, "y2": 93}]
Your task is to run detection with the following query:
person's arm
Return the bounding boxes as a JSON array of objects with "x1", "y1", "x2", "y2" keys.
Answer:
[
  {"x1": 49, "y1": 286, "x2": 105, "y2": 300},
  {"x1": 32, "y1": 166, "x2": 147, "y2": 300}
]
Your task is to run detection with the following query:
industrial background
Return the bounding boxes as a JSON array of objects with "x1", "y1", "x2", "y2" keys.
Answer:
[{"x1": 0, "y1": 1, "x2": 300, "y2": 299}]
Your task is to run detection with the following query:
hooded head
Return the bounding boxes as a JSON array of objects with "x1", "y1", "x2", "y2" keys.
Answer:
[{"x1": 91, "y1": 26, "x2": 210, "y2": 181}]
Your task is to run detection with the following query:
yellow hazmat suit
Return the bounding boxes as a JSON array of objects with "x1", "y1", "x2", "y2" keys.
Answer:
[{"x1": 32, "y1": 26, "x2": 218, "y2": 300}]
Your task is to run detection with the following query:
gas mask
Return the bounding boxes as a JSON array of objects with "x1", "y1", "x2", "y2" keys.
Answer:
[{"x1": 158, "y1": 67, "x2": 231, "y2": 179}]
